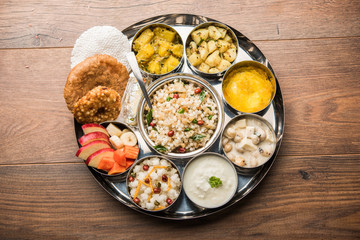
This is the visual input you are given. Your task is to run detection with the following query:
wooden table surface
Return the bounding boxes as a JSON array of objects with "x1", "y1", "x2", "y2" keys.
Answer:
[{"x1": 1, "y1": 0, "x2": 359, "y2": 239}]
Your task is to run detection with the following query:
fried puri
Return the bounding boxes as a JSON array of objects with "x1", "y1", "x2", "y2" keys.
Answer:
[
  {"x1": 73, "y1": 86, "x2": 121, "y2": 124},
  {"x1": 64, "y1": 54, "x2": 129, "y2": 112}
]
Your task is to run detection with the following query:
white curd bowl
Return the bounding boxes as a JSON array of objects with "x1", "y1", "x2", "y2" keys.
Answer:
[{"x1": 182, "y1": 152, "x2": 238, "y2": 209}]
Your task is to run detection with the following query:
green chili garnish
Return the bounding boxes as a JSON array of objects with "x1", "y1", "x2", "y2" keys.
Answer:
[
  {"x1": 146, "y1": 109, "x2": 153, "y2": 126},
  {"x1": 209, "y1": 176, "x2": 222, "y2": 188}
]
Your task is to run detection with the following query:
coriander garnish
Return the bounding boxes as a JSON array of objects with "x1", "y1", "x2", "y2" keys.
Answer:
[
  {"x1": 184, "y1": 127, "x2": 191, "y2": 132},
  {"x1": 190, "y1": 134, "x2": 206, "y2": 141}
]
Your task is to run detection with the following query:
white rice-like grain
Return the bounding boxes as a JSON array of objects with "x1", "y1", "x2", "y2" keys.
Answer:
[
  {"x1": 146, "y1": 79, "x2": 219, "y2": 153},
  {"x1": 128, "y1": 157, "x2": 181, "y2": 211}
]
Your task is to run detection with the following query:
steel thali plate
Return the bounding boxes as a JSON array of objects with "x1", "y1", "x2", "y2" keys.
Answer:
[{"x1": 74, "y1": 14, "x2": 284, "y2": 220}]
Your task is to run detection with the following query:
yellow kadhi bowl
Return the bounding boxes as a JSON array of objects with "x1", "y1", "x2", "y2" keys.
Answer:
[{"x1": 222, "y1": 61, "x2": 276, "y2": 114}]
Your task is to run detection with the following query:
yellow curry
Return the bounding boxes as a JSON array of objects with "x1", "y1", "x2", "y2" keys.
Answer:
[
  {"x1": 132, "y1": 26, "x2": 183, "y2": 75},
  {"x1": 222, "y1": 66, "x2": 274, "y2": 113}
]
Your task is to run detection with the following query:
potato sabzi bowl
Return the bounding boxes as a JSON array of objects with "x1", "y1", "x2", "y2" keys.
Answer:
[
  {"x1": 131, "y1": 23, "x2": 185, "y2": 81},
  {"x1": 185, "y1": 21, "x2": 239, "y2": 79}
]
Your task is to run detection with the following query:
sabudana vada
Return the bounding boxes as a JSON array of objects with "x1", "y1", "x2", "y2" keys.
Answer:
[
  {"x1": 73, "y1": 86, "x2": 121, "y2": 124},
  {"x1": 64, "y1": 54, "x2": 129, "y2": 112}
]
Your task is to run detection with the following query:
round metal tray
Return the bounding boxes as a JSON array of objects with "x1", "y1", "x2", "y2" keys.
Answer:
[{"x1": 74, "y1": 14, "x2": 284, "y2": 220}]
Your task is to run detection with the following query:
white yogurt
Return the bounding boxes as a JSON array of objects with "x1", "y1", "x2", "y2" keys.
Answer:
[{"x1": 183, "y1": 154, "x2": 238, "y2": 208}]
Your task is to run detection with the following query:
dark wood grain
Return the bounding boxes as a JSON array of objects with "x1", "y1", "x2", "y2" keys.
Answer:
[
  {"x1": 0, "y1": 0, "x2": 359, "y2": 48},
  {"x1": 0, "y1": 37, "x2": 359, "y2": 165},
  {"x1": 0, "y1": 154, "x2": 358, "y2": 240}
]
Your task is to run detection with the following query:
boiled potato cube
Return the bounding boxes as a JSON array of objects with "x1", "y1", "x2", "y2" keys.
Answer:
[
  {"x1": 224, "y1": 34, "x2": 233, "y2": 42},
  {"x1": 217, "y1": 59, "x2": 231, "y2": 71},
  {"x1": 223, "y1": 48, "x2": 237, "y2": 62},
  {"x1": 217, "y1": 27, "x2": 227, "y2": 38},
  {"x1": 188, "y1": 41, "x2": 197, "y2": 54},
  {"x1": 154, "y1": 27, "x2": 176, "y2": 42},
  {"x1": 186, "y1": 48, "x2": 191, "y2": 56},
  {"x1": 188, "y1": 52, "x2": 202, "y2": 67},
  {"x1": 158, "y1": 40, "x2": 171, "y2": 57},
  {"x1": 170, "y1": 44, "x2": 183, "y2": 58},
  {"x1": 198, "y1": 41, "x2": 209, "y2": 61},
  {"x1": 149, "y1": 36, "x2": 161, "y2": 51},
  {"x1": 198, "y1": 62, "x2": 210, "y2": 73},
  {"x1": 136, "y1": 43, "x2": 154, "y2": 62},
  {"x1": 209, "y1": 67, "x2": 220, "y2": 73},
  {"x1": 205, "y1": 50, "x2": 221, "y2": 67},
  {"x1": 161, "y1": 55, "x2": 179, "y2": 73},
  {"x1": 133, "y1": 29, "x2": 154, "y2": 52},
  {"x1": 147, "y1": 59, "x2": 161, "y2": 74},
  {"x1": 208, "y1": 26, "x2": 222, "y2": 40},
  {"x1": 191, "y1": 29, "x2": 209, "y2": 45},
  {"x1": 216, "y1": 40, "x2": 230, "y2": 53},
  {"x1": 207, "y1": 40, "x2": 217, "y2": 54}
]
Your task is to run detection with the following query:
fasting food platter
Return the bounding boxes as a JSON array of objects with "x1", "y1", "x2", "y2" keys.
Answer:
[{"x1": 73, "y1": 14, "x2": 284, "y2": 219}]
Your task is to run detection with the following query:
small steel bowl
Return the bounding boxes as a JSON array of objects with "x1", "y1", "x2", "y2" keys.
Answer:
[
  {"x1": 126, "y1": 155, "x2": 182, "y2": 212},
  {"x1": 185, "y1": 21, "x2": 239, "y2": 80},
  {"x1": 88, "y1": 121, "x2": 139, "y2": 177},
  {"x1": 220, "y1": 114, "x2": 277, "y2": 174},
  {"x1": 182, "y1": 152, "x2": 238, "y2": 209},
  {"x1": 131, "y1": 23, "x2": 185, "y2": 82},
  {"x1": 222, "y1": 60, "x2": 277, "y2": 116},
  {"x1": 137, "y1": 73, "x2": 225, "y2": 159}
]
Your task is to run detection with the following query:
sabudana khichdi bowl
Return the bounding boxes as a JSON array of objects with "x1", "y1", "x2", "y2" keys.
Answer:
[
  {"x1": 137, "y1": 73, "x2": 224, "y2": 159},
  {"x1": 126, "y1": 155, "x2": 182, "y2": 212}
]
